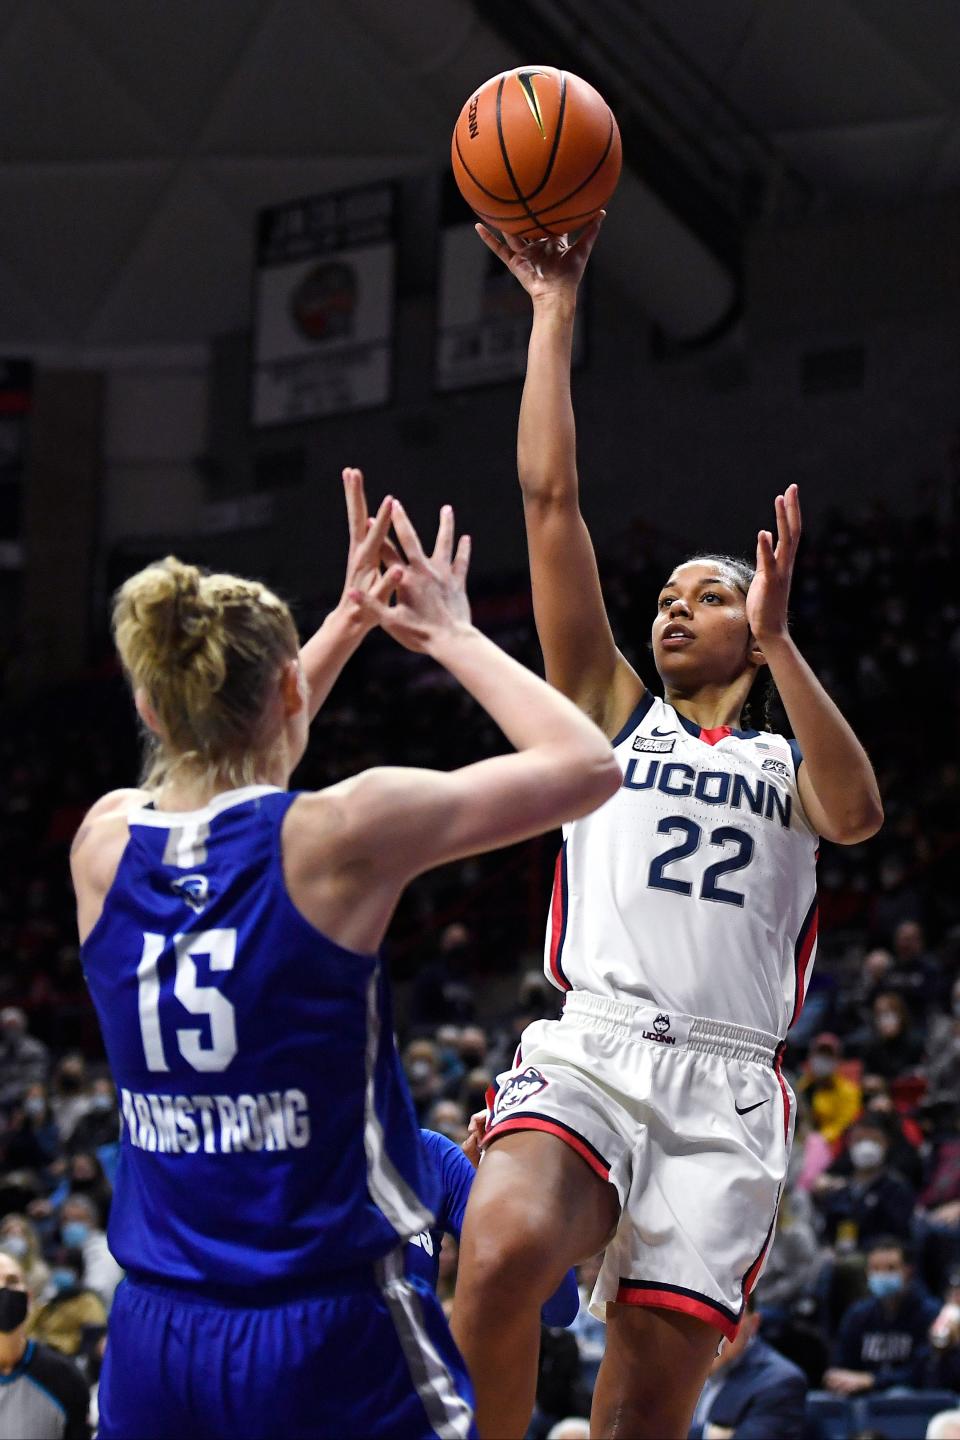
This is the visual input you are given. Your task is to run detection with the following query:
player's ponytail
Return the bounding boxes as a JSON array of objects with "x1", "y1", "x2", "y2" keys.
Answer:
[{"x1": 112, "y1": 556, "x2": 299, "y2": 789}]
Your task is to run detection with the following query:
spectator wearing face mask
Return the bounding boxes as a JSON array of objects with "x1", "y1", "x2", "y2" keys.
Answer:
[
  {"x1": 856, "y1": 992, "x2": 924, "y2": 1081},
  {"x1": 48, "y1": 1057, "x2": 92, "y2": 1145},
  {"x1": 26, "y1": 1247, "x2": 106, "y2": 1360},
  {"x1": 798, "y1": 1033, "x2": 862, "y2": 1145},
  {"x1": 813, "y1": 1119, "x2": 916, "y2": 1248},
  {"x1": 0, "y1": 1216, "x2": 49, "y2": 1301},
  {"x1": 823, "y1": 1237, "x2": 938, "y2": 1396},
  {"x1": 890, "y1": 919, "x2": 942, "y2": 1015},
  {"x1": 0, "y1": 1247, "x2": 89, "y2": 1439},
  {"x1": 0, "y1": 1006, "x2": 49, "y2": 1107},
  {"x1": 66, "y1": 1078, "x2": 119, "y2": 1158},
  {"x1": 56, "y1": 1195, "x2": 122, "y2": 1311},
  {"x1": 1, "y1": 1083, "x2": 60, "y2": 1174}
]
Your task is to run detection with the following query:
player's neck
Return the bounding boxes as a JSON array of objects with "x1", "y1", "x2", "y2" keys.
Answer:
[
  {"x1": 0, "y1": 1329, "x2": 27, "y2": 1373},
  {"x1": 152, "y1": 746, "x2": 290, "y2": 812},
  {"x1": 665, "y1": 682, "x2": 747, "y2": 732}
]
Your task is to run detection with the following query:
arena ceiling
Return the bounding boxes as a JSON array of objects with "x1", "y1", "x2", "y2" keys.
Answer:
[{"x1": 1, "y1": 0, "x2": 957, "y2": 351}]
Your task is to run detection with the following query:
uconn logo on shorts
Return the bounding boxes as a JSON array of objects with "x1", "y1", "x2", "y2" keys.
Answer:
[
  {"x1": 642, "y1": 1012, "x2": 676, "y2": 1046},
  {"x1": 494, "y1": 1066, "x2": 549, "y2": 1114}
]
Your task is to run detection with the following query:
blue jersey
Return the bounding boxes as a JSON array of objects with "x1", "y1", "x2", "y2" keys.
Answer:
[
  {"x1": 81, "y1": 785, "x2": 438, "y2": 1297},
  {"x1": 409, "y1": 1130, "x2": 579, "y2": 1328}
]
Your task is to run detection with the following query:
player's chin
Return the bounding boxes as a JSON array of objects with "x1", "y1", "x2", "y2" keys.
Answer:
[{"x1": 653, "y1": 644, "x2": 702, "y2": 680}]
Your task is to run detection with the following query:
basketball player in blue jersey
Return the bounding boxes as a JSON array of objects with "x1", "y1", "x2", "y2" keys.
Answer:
[
  {"x1": 68, "y1": 471, "x2": 621, "y2": 1440},
  {"x1": 451, "y1": 220, "x2": 885, "y2": 1438},
  {"x1": 411, "y1": 1129, "x2": 579, "y2": 1328}
]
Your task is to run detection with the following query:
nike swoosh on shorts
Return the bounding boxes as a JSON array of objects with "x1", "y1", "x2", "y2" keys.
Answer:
[{"x1": 734, "y1": 1098, "x2": 771, "y2": 1116}]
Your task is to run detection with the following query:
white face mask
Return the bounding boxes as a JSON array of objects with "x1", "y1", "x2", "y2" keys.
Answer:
[
  {"x1": 876, "y1": 1013, "x2": 900, "y2": 1037},
  {"x1": 850, "y1": 1139, "x2": 885, "y2": 1171},
  {"x1": 809, "y1": 1055, "x2": 836, "y2": 1078}
]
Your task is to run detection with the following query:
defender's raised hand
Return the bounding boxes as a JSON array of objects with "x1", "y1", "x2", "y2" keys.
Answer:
[{"x1": 348, "y1": 501, "x2": 471, "y2": 654}]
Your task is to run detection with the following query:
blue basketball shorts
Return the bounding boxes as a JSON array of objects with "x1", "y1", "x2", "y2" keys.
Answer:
[{"x1": 97, "y1": 1252, "x2": 476, "y2": 1439}]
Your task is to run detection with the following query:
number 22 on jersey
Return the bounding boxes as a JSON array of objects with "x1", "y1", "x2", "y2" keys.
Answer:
[{"x1": 137, "y1": 929, "x2": 238, "y2": 1073}]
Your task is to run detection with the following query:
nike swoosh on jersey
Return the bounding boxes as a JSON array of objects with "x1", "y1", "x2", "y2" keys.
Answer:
[
  {"x1": 734, "y1": 1098, "x2": 771, "y2": 1116},
  {"x1": 650, "y1": 726, "x2": 674, "y2": 737}
]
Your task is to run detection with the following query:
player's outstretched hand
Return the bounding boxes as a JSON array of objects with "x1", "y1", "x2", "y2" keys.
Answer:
[
  {"x1": 347, "y1": 501, "x2": 472, "y2": 654},
  {"x1": 746, "y1": 483, "x2": 801, "y2": 644},
  {"x1": 474, "y1": 211, "x2": 603, "y2": 305},
  {"x1": 338, "y1": 467, "x2": 401, "y2": 635}
]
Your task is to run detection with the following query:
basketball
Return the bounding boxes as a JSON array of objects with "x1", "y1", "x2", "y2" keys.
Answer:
[{"x1": 451, "y1": 66, "x2": 622, "y2": 239}]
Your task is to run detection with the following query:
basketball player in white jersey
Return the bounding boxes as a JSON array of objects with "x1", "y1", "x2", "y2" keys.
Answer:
[{"x1": 449, "y1": 217, "x2": 883, "y2": 1439}]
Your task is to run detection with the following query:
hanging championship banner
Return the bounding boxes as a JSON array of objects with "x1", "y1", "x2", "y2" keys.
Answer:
[
  {"x1": 252, "y1": 184, "x2": 396, "y2": 426},
  {"x1": 435, "y1": 180, "x2": 585, "y2": 392}
]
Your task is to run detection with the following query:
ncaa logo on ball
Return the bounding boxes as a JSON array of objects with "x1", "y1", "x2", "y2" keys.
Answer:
[{"x1": 494, "y1": 1066, "x2": 549, "y2": 1114}]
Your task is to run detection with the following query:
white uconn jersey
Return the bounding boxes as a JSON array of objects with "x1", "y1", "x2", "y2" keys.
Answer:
[{"x1": 545, "y1": 692, "x2": 819, "y2": 1039}]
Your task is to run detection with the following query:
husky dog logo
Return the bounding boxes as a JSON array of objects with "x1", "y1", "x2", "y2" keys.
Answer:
[
  {"x1": 494, "y1": 1066, "x2": 548, "y2": 1114},
  {"x1": 642, "y1": 1012, "x2": 676, "y2": 1046},
  {"x1": 171, "y1": 874, "x2": 209, "y2": 914}
]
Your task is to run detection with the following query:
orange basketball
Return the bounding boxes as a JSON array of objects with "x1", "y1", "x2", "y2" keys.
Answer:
[{"x1": 451, "y1": 66, "x2": 621, "y2": 239}]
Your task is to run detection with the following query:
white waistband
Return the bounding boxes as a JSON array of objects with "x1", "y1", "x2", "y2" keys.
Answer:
[{"x1": 562, "y1": 991, "x2": 780, "y2": 1066}]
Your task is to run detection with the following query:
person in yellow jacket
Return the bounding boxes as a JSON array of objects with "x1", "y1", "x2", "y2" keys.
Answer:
[{"x1": 798, "y1": 1032, "x2": 862, "y2": 1145}]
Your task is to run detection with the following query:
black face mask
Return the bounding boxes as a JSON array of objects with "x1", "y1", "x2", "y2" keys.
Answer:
[{"x1": 0, "y1": 1287, "x2": 28, "y2": 1333}]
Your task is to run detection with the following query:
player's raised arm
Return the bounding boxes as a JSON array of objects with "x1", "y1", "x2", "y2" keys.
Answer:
[
  {"x1": 476, "y1": 216, "x2": 643, "y2": 737},
  {"x1": 298, "y1": 502, "x2": 620, "y2": 949},
  {"x1": 747, "y1": 486, "x2": 883, "y2": 845}
]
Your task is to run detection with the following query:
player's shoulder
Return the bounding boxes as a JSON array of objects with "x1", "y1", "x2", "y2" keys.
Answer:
[
  {"x1": 742, "y1": 731, "x2": 803, "y2": 776},
  {"x1": 609, "y1": 686, "x2": 661, "y2": 746},
  {"x1": 70, "y1": 788, "x2": 146, "y2": 866}
]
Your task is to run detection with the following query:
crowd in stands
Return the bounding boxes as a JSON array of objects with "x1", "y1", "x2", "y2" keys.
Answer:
[{"x1": 0, "y1": 498, "x2": 959, "y2": 1437}]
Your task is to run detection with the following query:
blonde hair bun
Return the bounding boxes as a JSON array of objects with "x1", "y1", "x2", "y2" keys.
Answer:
[{"x1": 112, "y1": 555, "x2": 298, "y2": 789}]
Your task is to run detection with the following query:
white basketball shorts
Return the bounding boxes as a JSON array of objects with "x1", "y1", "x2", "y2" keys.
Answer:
[{"x1": 482, "y1": 990, "x2": 794, "y2": 1341}]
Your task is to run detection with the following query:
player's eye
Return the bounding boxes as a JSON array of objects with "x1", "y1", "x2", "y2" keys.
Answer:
[
  {"x1": 658, "y1": 596, "x2": 676, "y2": 609},
  {"x1": 701, "y1": 592, "x2": 721, "y2": 603}
]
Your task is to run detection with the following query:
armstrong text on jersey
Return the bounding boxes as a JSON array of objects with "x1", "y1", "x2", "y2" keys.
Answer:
[
  {"x1": 622, "y1": 758, "x2": 792, "y2": 828},
  {"x1": 120, "y1": 1086, "x2": 310, "y2": 1154}
]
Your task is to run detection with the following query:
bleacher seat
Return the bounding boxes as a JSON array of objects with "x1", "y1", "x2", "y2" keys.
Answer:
[
  {"x1": 861, "y1": 1390, "x2": 960, "y2": 1440},
  {"x1": 804, "y1": 1391, "x2": 853, "y2": 1440}
]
